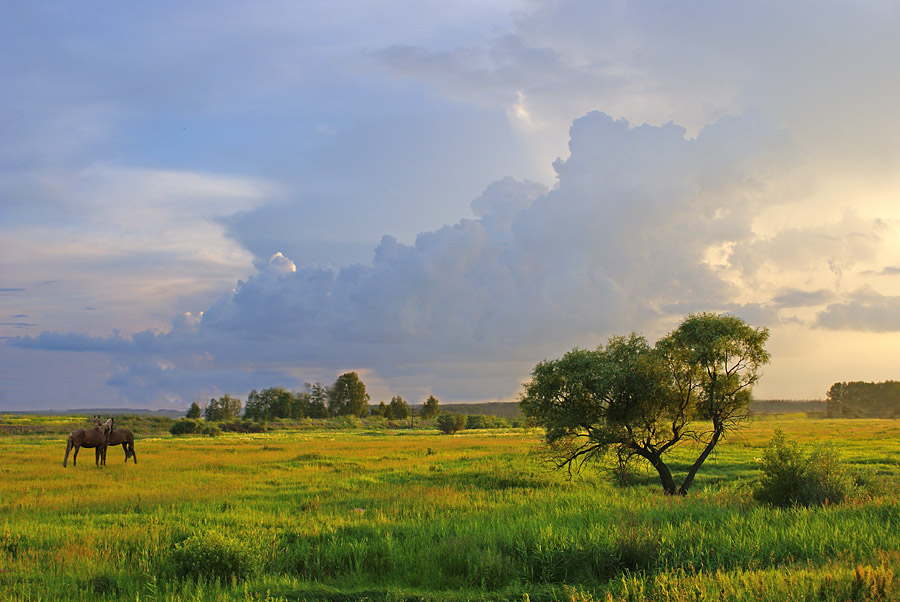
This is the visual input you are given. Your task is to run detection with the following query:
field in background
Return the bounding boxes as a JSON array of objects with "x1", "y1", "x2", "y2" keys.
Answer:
[{"x1": 1, "y1": 416, "x2": 899, "y2": 601}]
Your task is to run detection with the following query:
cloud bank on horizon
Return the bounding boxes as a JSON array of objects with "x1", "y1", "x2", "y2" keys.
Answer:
[{"x1": 3, "y1": 1, "x2": 900, "y2": 409}]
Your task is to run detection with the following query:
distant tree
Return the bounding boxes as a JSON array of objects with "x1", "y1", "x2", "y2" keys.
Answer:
[
  {"x1": 372, "y1": 401, "x2": 388, "y2": 417},
  {"x1": 244, "y1": 389, "x2": 266, "y2": 421},
  {"x1": 436, "y1": 413, "x2": 468, "y2": 435},
  {"x1": 245, "y1": 387, "x2": 301, "y2": 420},
  {"x1": 327, "y1": 372, "x2": 370, "y2": 417},
  {"x1": 171, "y1": 419, "x2": 201, "y2": 435},
  {"x1": 387, "y1": 396, "x2": 410, "y2": 420},
  {"x1": 305, "y1": 383, "x2": 330, "y2": 418},
  {"x1": 205, "y1": 394, "x2": 243, "y2": 422},
  {"x1": 826, "y1": 381, "x2": 900, "y2": 418},
  {"x1": 521, "y1": 313, "x2": 769, "y2": 495},
  {"x1": 186, "y1": 402, "x2": 202, "y2": 419},
  {"x1": 422, "y1": 395, "x2": 441, "y2": 419}
]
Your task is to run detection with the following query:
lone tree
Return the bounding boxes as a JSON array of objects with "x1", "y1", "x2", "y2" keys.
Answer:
[
  {"x1": 186, "y1": 402, "x2": 201, "y2": 419},
  {"x1": 422, "y1": 395, "x2": 441, "y2": 419},
  {"x1": 520, "y1": 313, "x2": 769, "y2": 495},
  {"x1": 327, "y1": 372, "x2": 370, "y2": 417}
]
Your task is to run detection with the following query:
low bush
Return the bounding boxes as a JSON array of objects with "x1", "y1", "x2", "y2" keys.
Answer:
[
  {"x1": 219, "y1": 421, "x2": 266, "y2": 433},
  {"x1": 465, "y1": 414, "x2": 510, "y2": 429},
  {"x1": 169, "y1": 419, "x2": 200, "y2": 436},
  {"x1": 754, "y1": 429, "x2": 855, "y2": 507},
  {"x1": 201, "y1": 424, "x2": 221, "y2": 437},
  {"x1": 171, "y1": 531, "x2": 256, "y2": 582},
  {"x1": 436, "y1": 413, "x2": 468, "y2": 435}
]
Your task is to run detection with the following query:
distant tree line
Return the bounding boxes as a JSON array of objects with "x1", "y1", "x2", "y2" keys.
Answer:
[
  {"x1": 187, "y1": 372, "x2": 445, "y2": 423},
  {"x1": 827, "y1": 381, "x2": 900, "y2": 418}
]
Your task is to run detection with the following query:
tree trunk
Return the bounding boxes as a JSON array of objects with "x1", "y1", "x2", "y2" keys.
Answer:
[
  {"x1": 634, "y1": 447, "x2": 679, "y2": 495},
  {"x1": 677, "y1": 424, "x2": 723, "y2": 495}
]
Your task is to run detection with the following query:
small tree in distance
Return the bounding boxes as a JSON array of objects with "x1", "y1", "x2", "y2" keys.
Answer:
[
  {"x1": 205, "y1": 394, "x2": 243, "y2": 422},
  {"x1": 436, "y1": 413, "x2": 467, "y2": 435},
  {"x1": 521, "y1": 312, "x2": 770, "y2": 495},
  {"x1": 328, "y1": 372, "x2": 370, "y2": 417},
  {"x1": 186, "y1": 402, "x2": 201, "y2": 419},
  {"x1": 387, "y1": 396, "x2": 410, "y2": 420},
  {"x1": 422, "y1": 395, "x2": 441, "y2": 419}
]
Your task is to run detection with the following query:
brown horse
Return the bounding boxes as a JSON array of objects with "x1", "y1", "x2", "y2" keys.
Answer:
[
  {"x1": 108, "y1": 428, "x2": 137, "y2": 463},
  {"x1": 63, "y1": 417, "x2": 113, "y2": 467}
]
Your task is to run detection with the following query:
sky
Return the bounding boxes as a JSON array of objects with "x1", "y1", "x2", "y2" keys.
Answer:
[{"x1": 2, "y1": 0, "x2": 900, "y2": 411}]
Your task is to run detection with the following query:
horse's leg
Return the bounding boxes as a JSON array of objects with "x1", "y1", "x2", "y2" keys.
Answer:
[
  {"x1": 95, "y1": 447, "x2": 101, "y2": 466},
  {"x1": 63, "y1": 437, "x2": 73, "y2": 467},
  {"x1": 122, "y1": 442, "x2": 128, "y2": 462},
  {"x1": 72, "y1": 445, "x2": 79, "y2": 467},
  {"x1": 130, "y1": 442, "x2": 137, "y2": 464}
]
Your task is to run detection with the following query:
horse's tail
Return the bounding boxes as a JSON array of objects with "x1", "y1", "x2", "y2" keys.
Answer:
[{"x1": 63, "y1": 435, "x2": 73, "y2": 467}]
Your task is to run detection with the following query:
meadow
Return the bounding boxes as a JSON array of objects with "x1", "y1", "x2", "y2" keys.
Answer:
[{"x1": 1, "y1": 415, "x2": 899, "y2": 601}]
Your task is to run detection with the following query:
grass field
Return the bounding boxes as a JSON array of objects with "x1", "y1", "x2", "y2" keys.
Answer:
[{"x1": 1, "y1": 416, "x2": 899, "y2": 601}]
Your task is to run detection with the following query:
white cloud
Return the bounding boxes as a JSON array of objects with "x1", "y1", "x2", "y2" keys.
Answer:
[
  {"x1": 13, "y1": 111, "x2": 800, "y2": 404},
  {"x1": 0, "y1": 165, "x2": 270, "y2": 336}
]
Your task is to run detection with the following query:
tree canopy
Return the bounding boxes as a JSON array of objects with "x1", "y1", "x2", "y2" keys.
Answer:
[
  {"x1": 520, "y1": 313, "x2": 769, "y2": 495},
  {"x1": 422, "y1": 395, "x2": 441, "y2": 419},
  {"x1": 827, "y1": 380, "x2": 900, "y2": 418},
  {"x1": 204, "y1": 394, "x2": 243, "y2": 422},
  {"x1": 327, "y1": 372, "x2": 370, "y2": 417}
]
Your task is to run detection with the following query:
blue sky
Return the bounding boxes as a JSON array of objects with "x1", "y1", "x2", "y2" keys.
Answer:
[{"x1": 3, "y1": 1, "x2": 900, "y2": 410}]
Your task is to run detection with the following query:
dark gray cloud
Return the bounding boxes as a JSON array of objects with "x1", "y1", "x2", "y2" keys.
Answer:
[
  {"x1": 816, "y1": 290, "x2": 900, "y2": 332},
  {"x1": 771, "y1": 289, "x2": 835, "y2": 308}
]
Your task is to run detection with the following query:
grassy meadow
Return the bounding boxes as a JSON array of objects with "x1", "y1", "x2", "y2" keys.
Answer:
[{"x1": 1, "y1": 415, "x2": 899, "y2": 601}]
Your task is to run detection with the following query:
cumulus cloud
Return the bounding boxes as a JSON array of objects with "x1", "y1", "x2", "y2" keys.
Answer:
[{"x1": 14, "y1": 111, "x2": 803, "y2": 404}]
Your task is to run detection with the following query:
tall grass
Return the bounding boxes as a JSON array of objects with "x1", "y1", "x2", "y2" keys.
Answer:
[{"x1": 1, "y1": 417, "x2": 898, "y2": 601}]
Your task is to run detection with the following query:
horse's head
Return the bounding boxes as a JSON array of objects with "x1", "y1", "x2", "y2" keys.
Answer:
[
  {"x1": 92, "y1": 415, "x2": 102, "y2": 427},
  {"x1": 100, "y1": 418, "x2": 114, "y2": 435}
]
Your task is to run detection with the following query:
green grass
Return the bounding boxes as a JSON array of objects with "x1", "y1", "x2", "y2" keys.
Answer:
[{"x1": 1, "y1": 417, "x2": 899, "y2": 601}]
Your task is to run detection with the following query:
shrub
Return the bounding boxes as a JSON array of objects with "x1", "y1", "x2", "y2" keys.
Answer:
[
  {"x1": 201, "y1": 424, "x2": 221, "y2": 437},
  {"x1": 754, "y1": 429, "x2": 855, "y2": 507},
  {"x1": 171, "y1": 531, "x2": 256, "y2": 582},
  {"x1": 170, "y1": 419, "x2": 200, "y2": 436},
  {"x1": 466, "y1": 414, "x2": 486, "y2": 430},
  {"x1": 328, "y1": 415, "x2": 361, "y2": 429},
  {"x1": 436, "y1": 413, "x2": 468, "y2": 435},
  {"x1": 219, "y1": 421, "x2": 265, "y2": 433}
]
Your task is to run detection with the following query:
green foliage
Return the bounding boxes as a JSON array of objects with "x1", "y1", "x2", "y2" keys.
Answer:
[
  {"x1": 170, "y1": 418, "x2": 201, "y2": 436},
  {"x1": 422, "y1": 395, "x2": 441, "y2": 419},
  {"x1": 205, "y1": 394, "x2": 243, "y2": 422},
  {"x1": 521, "y1": 313, "x2": 770, "y2": 495},
  {"x1": 436, "y1": 413, "x2": 467, "y2": 435},
  {"x1": 171, "y1": 531, "x2": 256, "y2": 582},
  {"x1": 465, "y1": 414, "x2": 509, "y2": 429},
  {"x1": 219, "y1": 421, "x2": 266, "y2": 433},
  {"x1": 329, "y1": 415, "x2": 361, "y2": 429},
  {"x1": 328, "y1": 372, "x2": 370, "y2": 417},
  {"x1": 201, "y1": 424, "x2": 222, "y2": 437},
  {"x1": 754, "y1": 429, "x2": 856, "y2": 507},
  {"x1": 186, "y1": 402, "x2": 202, "y2": 419},
  {"x1": 304, "y1": 382, "x2": 330, "y2": 418},
  {"x1": 827, "y1": 381, "x2": 900, "y2": 418},
  {"x1": 387, "y1": 396, "x2": 410, "y2": 420},
  {"x1": 87, "y1": 573, "x2": 120, "y2": 595}
]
